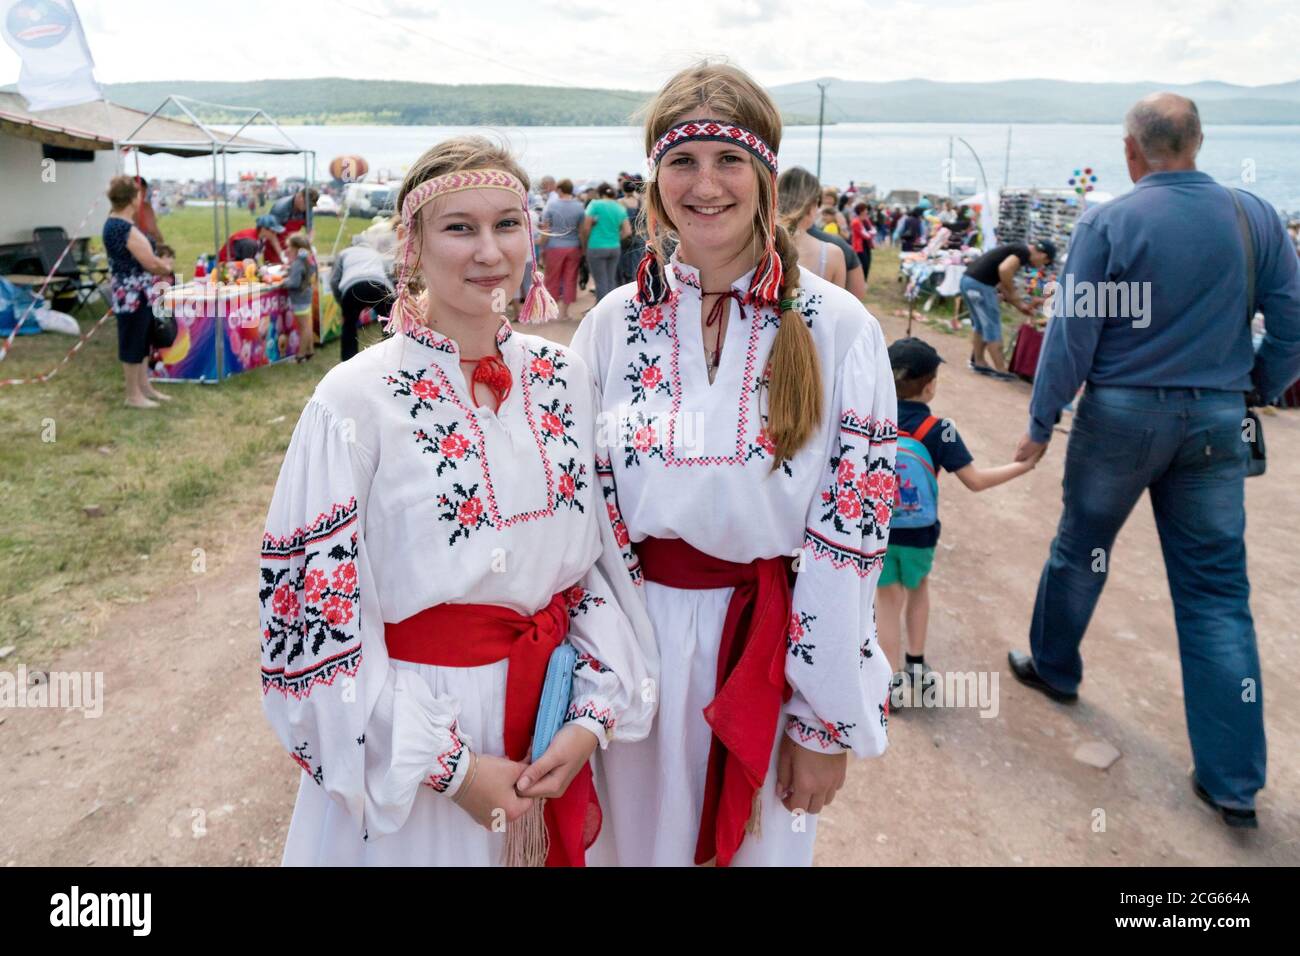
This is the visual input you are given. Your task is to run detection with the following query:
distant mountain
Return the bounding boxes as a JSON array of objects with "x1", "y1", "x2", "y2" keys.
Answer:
[
  {"x1": 769, "y1": 78, "x2": 1300, "y2": 124},
  {"x1": 95, "y1": 77, "x2": 1300, "y2": 126}
]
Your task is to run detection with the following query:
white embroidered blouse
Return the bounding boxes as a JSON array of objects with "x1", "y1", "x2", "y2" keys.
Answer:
[
  {"x1": 571, "y1": 254, "x2": 898, "y2": 757},
  {"x1": 258, "y1": 319, "x2": 657, "y2": 841}
]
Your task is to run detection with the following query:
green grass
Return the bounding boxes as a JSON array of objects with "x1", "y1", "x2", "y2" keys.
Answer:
[{"x1": 0, "y1": 207, "x2": 379, "y2": 657}]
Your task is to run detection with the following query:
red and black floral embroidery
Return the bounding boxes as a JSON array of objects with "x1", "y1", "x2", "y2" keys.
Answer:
[
  {"x1": 423, "y1": 720, "x2": 467, "y2": 794},
  {"x1": 260, "y1": 498, "x2": 363, "y2": 699},
  {"x1": 817, "y1": 413, "x2": 898, "y2": 542},
  {"x1": 565, "y1": 700, "x2": 616, "y2": 737},
  {"x1": 526, "y1": 346, "x2": 569, "y2": 388},
  {"x1": 386, "y1": 367, "x2": 449, "y2": 418},
  {"x1": 574, "y1": 651, "x2": 612, "y2": 674},
  {"x1": 596, "y1": 455, "x2": 641, "y2": 585},
  {"x1": 621, "y1": 413, "x2": 667, "y2": 468},
  {"x1": 623, "y1": 351, "x2": 672, "y2": 405},
  {"x1": 625, "y1": 298, "x2": 671, "y2": 345},
  {"x1": 437, "y1": 482, "x2": 492, "y2": 545},
  {"x1": 787, "y1": 610, "x2": 817, "y2": 665},
  {"x1": 787, "y1": 714, "x2": 854, "y2": 752},
  {"x1": 564, "y1": 585, "x2": 607, "y2": 618},
  {"x1": 661, "y1": 290, "x2": 765, "y2": 467},
  {"x1": 537, "y1": 397, "x2": 579, "y2": 448},
  {"x1": 555, "y1": 458, "x2": 589, "y2": 511},
  {"x1": 414, "y1": 420, "x2": 478, "y2": 476},
  {"x1": 291, "y1": 741, "x2": 324, "y2": 785},
  {"x1": 744, "y1": 424, "x2": 794, "y2": 477}
]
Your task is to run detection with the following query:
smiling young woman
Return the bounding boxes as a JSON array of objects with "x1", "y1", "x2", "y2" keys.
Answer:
[
  {"x1": 257, "y1": 135, "x2": 656, "y2": 867},
  {"x1": 571, "y1": 63, "x2": 899, "y2": 867}
]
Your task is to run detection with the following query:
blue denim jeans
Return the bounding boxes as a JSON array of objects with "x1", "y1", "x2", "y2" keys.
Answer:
[
  {"x1": 1028, "y1": 384, "x2": 1265, "y2": 809},
  {"x1": 959, "y1": 273, "x2": 1003, "y2": 342}
]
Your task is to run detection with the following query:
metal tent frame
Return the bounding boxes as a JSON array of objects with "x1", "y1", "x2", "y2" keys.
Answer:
[{"x1": 118, "y1": 96, "x2": 316, "y2": 381}]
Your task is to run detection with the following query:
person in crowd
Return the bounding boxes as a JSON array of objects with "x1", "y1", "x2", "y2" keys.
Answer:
[
  {"x1": 818, "y1": 206, "x2": 841, "y2": 235},
  {"x1": 850, "y1": 201, "x2": 875, "y2": 284},
  {"x1": 540, "y1": 178, "x2": 586, "y2": 320},
  {"x1": 132, "y1": 176, "x2": 165, "y2": 246},
  {"x1": 877, "y1": 338, "x2": 1037, "y2": 706},
  {"x1": 778, "y1": 167, "x2": 846, "y2": 288},
  {"x1": 537, "y1": 175, "x2": 558, "y2": 207},
  {"x1": 282, "y1": 232, "x2": 317, "y2": 362},
  {"x1": 217, "y1": 215, "x2": 288, "y2": 265},
  {"x1": 1010, "y1": 93, "x2": 1300, "y2": 830},
  {"x1": 809, "y1": 203, "x2": 865, "y2": 299},
  {"x1": 895, "y1": 207, "x2": 924, "y2": 252},
  {"x1": 617, "y1": 177, "x2": 646, "y2": 285},
  {"x1": 573, "y1": 61, "x2": 896, "y2": 868},
  {"x1": 259, "y1": 135, "x2": 654, "y2": 866},
  {"x1": 102, "y1": 175, "x2": 175, "y2": 409},
  {"x1": 267, "y1": 187, "x2": 319, "y2": 239},
  {"x1": 821, "y1": 186, "x2": 850, "y2": 234},
  {"x1": 959, "y1": 238, "x2": 1055, "y2": 379},
  {"x1": 329, "y1": 235, "x2": 394, "y2": 361},
  {"x1": 581, "y1": 182, "x2": 631, "y2": 304}
]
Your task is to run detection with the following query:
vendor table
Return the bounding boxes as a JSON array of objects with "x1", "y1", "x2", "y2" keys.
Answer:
[{"x1": 151, "y1": 281, "x2": 302, "y2": 382}]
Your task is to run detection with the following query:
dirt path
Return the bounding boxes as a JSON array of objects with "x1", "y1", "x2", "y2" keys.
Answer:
[{"x1": 2, "y1": 305, "x2": 1297, "y2": 866}]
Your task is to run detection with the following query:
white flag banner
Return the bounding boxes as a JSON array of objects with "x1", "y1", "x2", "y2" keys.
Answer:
[{"x1": 1, "y1": 0, "x2": 102, "y2": 111}]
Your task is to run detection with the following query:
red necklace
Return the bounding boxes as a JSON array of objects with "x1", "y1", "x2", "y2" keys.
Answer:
[{"x1": 459, "y1": 353, "x2": 512, "y2": 408}]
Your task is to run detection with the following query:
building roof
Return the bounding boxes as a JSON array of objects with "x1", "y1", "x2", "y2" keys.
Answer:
[{"x1": 0, "y1": 92, "x2": 300, "y2": 156}]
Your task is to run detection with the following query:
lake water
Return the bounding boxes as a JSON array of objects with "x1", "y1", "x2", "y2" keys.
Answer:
[{"x1": 136, "y1": 122, "x2": 1300, "y2": 214}]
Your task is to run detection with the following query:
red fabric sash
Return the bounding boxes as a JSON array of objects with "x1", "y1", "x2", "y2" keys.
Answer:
[
  {"x1": 635, "y1": 536, "x2": 794, "y2": 867},
  {"x1": 384, "y1": 592, "x2": 599, "y2": 867}
]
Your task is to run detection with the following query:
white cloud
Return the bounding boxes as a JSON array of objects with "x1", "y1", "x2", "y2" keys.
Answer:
[{"x1": 0, "y1": 0, "x2": 1295, "y2": 88}]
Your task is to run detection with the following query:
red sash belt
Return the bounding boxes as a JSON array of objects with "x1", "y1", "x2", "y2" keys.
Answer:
[
  {"x1": 635, "y1": 536, "x2": 794, "y2": 867},
  {"x1": 385, "y1": 592, "x2": 599, "y2": 866}
]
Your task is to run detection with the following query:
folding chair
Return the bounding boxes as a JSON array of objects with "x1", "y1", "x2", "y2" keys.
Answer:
[{"x1": 33, "y1": 227, "x2": 107, "y2": 311}]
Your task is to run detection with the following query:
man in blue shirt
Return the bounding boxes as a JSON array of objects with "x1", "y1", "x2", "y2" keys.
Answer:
[{"x1": 1009, "y1": 93, "x2": 1300, "y2": 829}]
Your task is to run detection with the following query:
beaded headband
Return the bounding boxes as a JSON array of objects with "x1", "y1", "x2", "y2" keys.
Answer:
[
  {"x1": 637, "y1": 120, "x2": 784, "y2": 308},
  {"x1": 389, "y1": 167, "x2": 556, "y2": 333}
]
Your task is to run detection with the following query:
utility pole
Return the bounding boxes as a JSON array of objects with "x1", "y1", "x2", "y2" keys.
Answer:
[{"x1": 816, "y1": 81, "x2": 829, "y2": 181}]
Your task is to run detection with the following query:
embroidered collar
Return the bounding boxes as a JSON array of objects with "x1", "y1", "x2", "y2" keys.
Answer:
[
  {"x1": 665, "y1": 252, "x2": 758, "y2": 300},
  {"x1": 402, "y1": 317, "x2": 514, "y2": 355}
]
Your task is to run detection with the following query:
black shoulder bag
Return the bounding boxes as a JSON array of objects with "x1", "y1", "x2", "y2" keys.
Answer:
[{"x1": 1230, "y1": 188, "x2": 1266, "y2": 477}]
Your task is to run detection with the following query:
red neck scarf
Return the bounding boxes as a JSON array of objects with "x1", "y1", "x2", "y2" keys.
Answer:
[{"x1": 460, "y1": 354, "x2": 512, "y2": 408}]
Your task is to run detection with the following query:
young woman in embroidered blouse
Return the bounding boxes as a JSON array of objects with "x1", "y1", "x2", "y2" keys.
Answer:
[
  {"x1": 258, "y1": 136, "x2": 656, "y2": 866},
  {"x1": 572, "y1": 63, "x2": 898, "y2": 867}
]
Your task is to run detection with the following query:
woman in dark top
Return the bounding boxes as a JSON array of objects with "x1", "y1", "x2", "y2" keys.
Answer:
[{"x1": 103, "y1": 175, "x2": 175, "y2": 408}]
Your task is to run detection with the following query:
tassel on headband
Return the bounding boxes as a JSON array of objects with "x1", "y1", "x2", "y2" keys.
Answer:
[
  {"x1": 636, "y1": 119, "x2": 782, "y2": 309},
  {"x1": 386, "y1": 168, "x2": 558, "y2": 334}
]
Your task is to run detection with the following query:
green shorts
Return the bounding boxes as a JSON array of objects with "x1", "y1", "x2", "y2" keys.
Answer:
[{"x1": 879, "y1": 544, "x2": 935, "y2": 590}]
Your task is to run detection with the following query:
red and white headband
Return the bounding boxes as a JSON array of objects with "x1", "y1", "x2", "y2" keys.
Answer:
[{"x1": 649, "y1": 119, "x2": 778, "y2": 174}]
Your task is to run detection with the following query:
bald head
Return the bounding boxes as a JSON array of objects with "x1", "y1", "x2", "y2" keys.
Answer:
[{"x1": 1124, "y1": 93, "x2": 1203, "y2": 170}]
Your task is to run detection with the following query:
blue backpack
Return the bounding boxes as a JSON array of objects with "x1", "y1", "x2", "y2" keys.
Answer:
[{"x1": 892, "y1": 415, "x2": 939, "y2": 529}]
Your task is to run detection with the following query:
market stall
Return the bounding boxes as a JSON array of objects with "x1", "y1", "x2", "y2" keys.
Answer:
[
  {"x1": 115, "y1": 95, "x2": 315, "y2": 383},
  {"x1": 153, "y1": 270, "x2": 301, "y2": 382}
]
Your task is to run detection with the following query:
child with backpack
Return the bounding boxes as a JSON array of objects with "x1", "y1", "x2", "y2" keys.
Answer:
[{"x1": 881, "y1": 337, "x2": 1041, "y2": 707}]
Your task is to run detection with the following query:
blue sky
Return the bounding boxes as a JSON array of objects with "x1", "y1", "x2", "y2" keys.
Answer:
[{"x1": 4, "y1": 0, "x2": 1298, "y2": 88}]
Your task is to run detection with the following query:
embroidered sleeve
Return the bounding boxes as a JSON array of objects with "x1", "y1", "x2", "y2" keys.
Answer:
[
  {"x1": 259, "y1": 398, "x2": 471, "y2": 842},
  {"x1": 784, "y1": 321, "x2": 897, "y2": 758}
]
